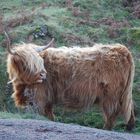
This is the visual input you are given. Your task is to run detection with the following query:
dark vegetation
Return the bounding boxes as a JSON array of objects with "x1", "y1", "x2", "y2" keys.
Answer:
[{"x1": 0, "y1": 0, "x2": 140, "y2": 134}]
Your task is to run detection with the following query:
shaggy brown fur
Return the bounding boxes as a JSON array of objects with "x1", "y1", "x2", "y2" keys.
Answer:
[
  {"x1": 7, "y1": 44, "x2": 47, "y2": 106},
  {"x1": 7, "y1": 43, "x2": 135, "y2": 130}
]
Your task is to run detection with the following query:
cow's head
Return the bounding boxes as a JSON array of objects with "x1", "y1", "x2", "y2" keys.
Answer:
[{"x1": 6, "y1": 31, "x2": 54, "y2": 85}]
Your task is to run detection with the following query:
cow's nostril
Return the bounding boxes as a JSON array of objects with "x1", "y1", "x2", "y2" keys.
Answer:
[{"x1": 40, "y1": 73, "x2": 46, "y2": 79}]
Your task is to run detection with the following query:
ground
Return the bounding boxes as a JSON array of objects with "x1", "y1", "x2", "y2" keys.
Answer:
[{"x1": 0, "y1": 119, "x2": 140, "y2": 140}]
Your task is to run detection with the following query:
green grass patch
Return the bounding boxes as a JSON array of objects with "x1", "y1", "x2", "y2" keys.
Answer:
[{"x1": 0, "y1": 111, "x2": 47, "y2": 120}]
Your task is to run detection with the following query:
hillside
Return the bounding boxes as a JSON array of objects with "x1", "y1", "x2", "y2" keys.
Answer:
[{"x1": 0, "y1": 0, "x2": 140, "y2": 134}]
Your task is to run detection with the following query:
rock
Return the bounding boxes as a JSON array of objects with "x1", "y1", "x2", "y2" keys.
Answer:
[
  {"x1": 0, "y1": 119, "x2": 139, "y2": 140},
  {"x1": 32, "y1": 25, "x2": 49, "y2": 39}
]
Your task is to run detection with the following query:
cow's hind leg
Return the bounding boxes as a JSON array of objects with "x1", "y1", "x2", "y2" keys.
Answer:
[
  {"x1": 126, "y1": 109, "x2": 135, "y2": 131},
  {"x1": 103, "y1": 113, "x2": 118, "y2": 130},
  {"x1": 102, "y1": 99, "x2": 120, "y2": 130},
  {"x1": 123, "y1": 101, "x2": 135, "y2": 131},
  {"x1": 121, "y1": 95, "x2": 135, "y2": 131}
]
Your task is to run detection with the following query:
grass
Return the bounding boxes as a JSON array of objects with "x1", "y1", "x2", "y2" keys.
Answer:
[
  {"x1": 0, "y1": 0, "x2": 140, "y2": 134},
  {"x1": 0, "y1": 111, "x2": 47, "y2": 120}
]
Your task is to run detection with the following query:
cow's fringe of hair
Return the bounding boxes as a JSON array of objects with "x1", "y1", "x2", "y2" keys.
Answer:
[
  {"x1": 8, "y1": 44, "x2": 45, "y2": 74},
  {"x1": 7, "y1": 44, "x2": 46, "y2": 85}
]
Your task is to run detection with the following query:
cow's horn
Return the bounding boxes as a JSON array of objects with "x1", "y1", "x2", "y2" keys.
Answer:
[
  {"x1": 35, "y1": 38, "x2": 55, "y2": 52},
  {"x1": 4, "y1": 31, "x2": 16, "y2": 55}
]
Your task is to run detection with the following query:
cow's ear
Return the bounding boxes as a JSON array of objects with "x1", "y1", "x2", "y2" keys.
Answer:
[
  {"x1": 11, "y1": 55, "x2": 19, "y2": 66},
  {"x1": 39, "y1": 51, "x2": 48, "y2": 59}
]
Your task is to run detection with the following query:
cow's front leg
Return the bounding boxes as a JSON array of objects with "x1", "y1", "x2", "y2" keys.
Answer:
[
  {"x1": 45, "y1": 103, "x2": 55, "y2": 121},
  {"x1": 12, "y1": 84, "x2": 27, "y2": 107}
]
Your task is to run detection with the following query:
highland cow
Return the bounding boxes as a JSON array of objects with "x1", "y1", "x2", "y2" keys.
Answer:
[{"x1": 6, "y1": 35, "x2": 135, "y2": 130}]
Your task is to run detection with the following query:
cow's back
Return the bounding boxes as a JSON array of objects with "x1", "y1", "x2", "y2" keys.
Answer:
[{"x1": 43, "y1": 44, "x2": 134, "y2": 110}]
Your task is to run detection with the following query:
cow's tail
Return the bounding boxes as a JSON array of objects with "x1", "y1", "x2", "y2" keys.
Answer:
[{"x1": 121, "y1": 53, "x2": 135, "y2": 131}]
